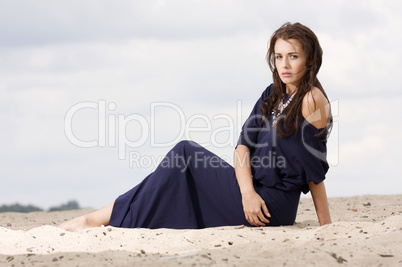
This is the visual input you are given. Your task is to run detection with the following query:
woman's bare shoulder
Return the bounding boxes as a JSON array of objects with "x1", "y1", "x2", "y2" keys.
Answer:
[
  {"x1": 302, "y1": 87, "x2": 330, "y2": 129},
  {"x1": 303, "y1": 87, "x2": 328, "y2": 106}
]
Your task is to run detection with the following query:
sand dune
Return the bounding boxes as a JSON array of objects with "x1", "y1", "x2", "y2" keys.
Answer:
[{"x1": 0, "y1": 195, "x2": 401, "y2": 266}]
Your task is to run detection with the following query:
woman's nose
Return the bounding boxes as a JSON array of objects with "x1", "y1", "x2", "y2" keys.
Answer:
[{"x1": 282, "y1": 58, "x2": 290, "y2": 68}]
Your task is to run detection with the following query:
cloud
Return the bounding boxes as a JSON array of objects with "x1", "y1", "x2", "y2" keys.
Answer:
[
  {"x1": 0, "y1": 0, "x2": 270, "y2": 46},
  {"x1": 2, "y1": 0, "x2": 394, "y2": 47},
  {"x1": 340, "y1": 132, "x2": 386, "y2": 164}
]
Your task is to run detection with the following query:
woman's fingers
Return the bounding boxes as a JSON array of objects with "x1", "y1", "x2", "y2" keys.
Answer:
[
  {"x1": 248, "y1": 217, "x2": 264, "y2": 226},
  {"x1": 261, "y1": 202, "x2": 271, "y2": 218},
  {"x1": 258, "y1": 212, "x2": 270, "y2": 224},
  {"x1": 246, "y1": 211, "x2": 269, "y2": 226}
]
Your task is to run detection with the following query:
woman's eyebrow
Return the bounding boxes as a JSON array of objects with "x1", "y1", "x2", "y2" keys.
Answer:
[{"x1": 275, "y1": 51, "x2": 298, "y2": 55}]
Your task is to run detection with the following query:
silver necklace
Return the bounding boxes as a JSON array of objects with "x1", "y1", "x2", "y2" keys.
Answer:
[{"x1": 271, "y1": 92, "x2": 295, "y2": 128}]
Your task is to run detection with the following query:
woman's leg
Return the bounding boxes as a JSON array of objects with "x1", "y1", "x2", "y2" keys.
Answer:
[
  {"x1": 109, "y1": 140, "x2": 248, "y2": 229},
  {"x1": 59, "y1": 201, "x2": 114, "y2": 232}
]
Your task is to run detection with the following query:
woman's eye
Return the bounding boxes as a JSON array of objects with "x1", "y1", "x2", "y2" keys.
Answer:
[
  {"x1": 275, "y1": 55, "x2": 282, "y2": 59},
  {"x1": 291, "y1": 55, "x2": 298, "y2": 59}
]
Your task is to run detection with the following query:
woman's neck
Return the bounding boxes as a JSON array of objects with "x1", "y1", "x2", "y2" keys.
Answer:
[{"x1": 286, "y1": 85, "x2": 297, "y2": 95}]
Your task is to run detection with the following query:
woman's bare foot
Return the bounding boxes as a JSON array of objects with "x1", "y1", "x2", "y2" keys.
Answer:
[
  {"x1": 58, "y1": 201, "x2": 115, "y2": 232},
  {"x1": 59, "y1": 215, "x2": 96, "y2": 232}
]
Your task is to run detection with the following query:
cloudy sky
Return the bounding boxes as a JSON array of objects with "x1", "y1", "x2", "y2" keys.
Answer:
[{"x1": 1, "y1": 0, "x2": 401, "y2": 210}]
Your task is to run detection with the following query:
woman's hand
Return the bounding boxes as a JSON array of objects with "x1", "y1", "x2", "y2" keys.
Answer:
[
  {"x1": 234, "y1": 145, "x2": 271, "y2": 226},
  {"x1": 242, "y1": 191, "x2": 271, "y2": 226}
]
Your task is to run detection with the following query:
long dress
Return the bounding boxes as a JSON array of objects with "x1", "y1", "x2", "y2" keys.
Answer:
[{"x1": 109, "y1": 84, "x2": 329, "y2": 229}]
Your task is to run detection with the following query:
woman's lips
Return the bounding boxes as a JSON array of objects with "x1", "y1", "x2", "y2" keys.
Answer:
[{"x1": 282, "y1": 72, "x2": 292, "y2": 77}]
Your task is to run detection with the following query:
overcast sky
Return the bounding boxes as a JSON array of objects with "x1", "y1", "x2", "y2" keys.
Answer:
[{"x1": 1, "y1": 0, "x2": 401, "y2": 209}]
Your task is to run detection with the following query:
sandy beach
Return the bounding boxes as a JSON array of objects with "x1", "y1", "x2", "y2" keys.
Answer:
[{"x1": 0, "y1": 194, "x2": 401, "y2": 266}]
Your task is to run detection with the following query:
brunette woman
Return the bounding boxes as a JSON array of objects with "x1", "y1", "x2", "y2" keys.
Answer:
[{"x1": 60, "y1": 22, "x2": 332, "y2": 231}]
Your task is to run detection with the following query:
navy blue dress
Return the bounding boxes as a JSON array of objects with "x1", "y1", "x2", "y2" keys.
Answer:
[{"x1": 109, "y1": 84, "x2": 329, "y2": 229}]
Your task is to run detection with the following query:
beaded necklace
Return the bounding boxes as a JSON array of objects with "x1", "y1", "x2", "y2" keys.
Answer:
[{"x1": 271, "y1": 92, "x2": 296, "y2": 128}]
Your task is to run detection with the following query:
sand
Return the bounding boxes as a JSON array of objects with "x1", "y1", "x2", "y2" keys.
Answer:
[{"x1": 0, "y1": 194, "x2": 401, "y2": 266}]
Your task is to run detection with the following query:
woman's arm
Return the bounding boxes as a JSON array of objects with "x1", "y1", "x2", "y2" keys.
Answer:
[
  {"x1": 302, "y1": 87, "x2": 331, "y2": 226},
  {"x1": 234, "y1": 145, "x2": 270, "y2": 226},
  {"x1": 308, "y1": 181, "x2": 331, "y2": 226}
]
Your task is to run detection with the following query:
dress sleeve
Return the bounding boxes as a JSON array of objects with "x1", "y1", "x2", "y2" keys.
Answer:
[
  {"x1": 235, "y1": 84, "x2": 273, "y2": 153},
  {"x1": 298, "y1": 121, "x2": 330, "y2": 193}
]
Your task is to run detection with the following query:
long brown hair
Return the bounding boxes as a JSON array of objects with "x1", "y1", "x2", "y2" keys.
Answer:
[{"x1": 261, "y1": 22, "x2": 332, "y2": 138}]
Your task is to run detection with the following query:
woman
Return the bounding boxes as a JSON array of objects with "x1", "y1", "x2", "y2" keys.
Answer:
[{"x1": 60, "y1": 22, "x2": 332, "y2": 231}]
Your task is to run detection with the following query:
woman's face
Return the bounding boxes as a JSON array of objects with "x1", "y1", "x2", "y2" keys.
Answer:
[{"x1": 274, "y1": 38, "x2": 307, "y2": 91}]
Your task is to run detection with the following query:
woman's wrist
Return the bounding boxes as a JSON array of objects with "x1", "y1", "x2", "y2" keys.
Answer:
[
  {"x1": 319, "y1": 219, "x2": 332, "y2": 226},
  {"x1": 318, "y1": 213, "x2": 332, "y2": 226},
  {"x1": 240, "y1": 186, "x2": 256, "y2": 197}
]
